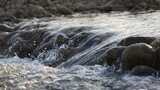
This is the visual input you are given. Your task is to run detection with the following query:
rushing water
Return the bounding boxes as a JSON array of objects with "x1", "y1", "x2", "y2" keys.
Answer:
[{"x1": 1, "y1": 11, "x2": 160, "y2": 90}]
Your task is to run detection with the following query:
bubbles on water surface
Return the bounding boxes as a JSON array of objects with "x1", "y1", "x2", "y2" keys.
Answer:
[{"x1": 1, "y1": 12, "x2": 160, "y2": 89}]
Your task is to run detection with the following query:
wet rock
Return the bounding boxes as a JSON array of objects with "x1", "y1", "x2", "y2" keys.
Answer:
[
  {"x1": 8, "y1": 30, "x2": 48, "y2": 58},
  {"x1": 70, "y1": 32, "x2": 92, "y2": 47},
  {"x1": 31, "y1": 37, "x2": 56, "y2": 57},
  {"x1": 121, "y1": 43, "x2": 156, "y2": 71},
  {"x1": 37, "y1": 47, "x2": 79, "y2": 67},
  {"x1": 103, "y1": 46, "x2": 126, "y2": 66},
  {"x1": 31, "y1": 32, "x2": 65, "y2": 57},
  {"x1": 0, "y1": 15, "x2": 20, "y2": 23},
  {"x1": 55, "y1": 33, "x2": 69, "y2": 47},
  {"x1": 79, "y1": 33, "x2": 113, "y2": 50},
  {"x1": 60, "y1": 26, "x2": 94, "y2": 38},
  {"x1": 118, "y1": 36, "x2": 156, "y2": 46},
  {"x1": 47, "y1": 47, "x2": 79, "y2": 67},
  {"x1": 130, "y1": 65, "x2": 158, "y2": 76},
  {"x1": 9, "y1": 37, "x2": 35, "y2": 58},
  {"x1": 80, "y1": 36, "x2": 101, "y2": 49},
  {"x1": 0, "y1": 32, "x2": 10, "y2": 49},
  {"x1": 0, "y1": 32, "x2": 13, "y2": 56},
  {"x1": 0, "y1": 24, "x2": 14, "y2": 32},
  {"x1": 52, "y1": 5, "x2": 73, "y2": 15},
  {"x1": 14, "y1": 4, "x2": 52, "y2": 18},
  {"x1": 155, "y1": 48, "x2": 160, "y2": 70},
  {"x1": 150, "y1": 39, "x2": 160, "y2": 49},
  {"x1": 0, "y1": 0, "x2": 160, "y2": 18},
  {"x1": 32, "y1": 41, "x2": 54, "y2": 57},
  {"x1": 59, "y1": 47, "x2": 79, "y2": 59}
]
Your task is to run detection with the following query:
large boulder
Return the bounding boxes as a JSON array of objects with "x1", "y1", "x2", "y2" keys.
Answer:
[
  {"x1": 121, "y1": 43, "x2": 156, "y2": 71},
  {"x1": 32, "y1": 32, "x2": 69, "y2": 56},
  {"x1": 118, "y1": 36, "x2": 156, "y2": 46},
  {"x1": 8, "y1": 30, "x2": 48, "y2": 58},
  {"x1": 103, "y1": 46, "x2": 126, "y2": 66}
]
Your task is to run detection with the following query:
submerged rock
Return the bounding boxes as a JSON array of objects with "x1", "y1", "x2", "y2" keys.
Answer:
[
  {"x1": 48, "y1": 47, "x2": 79, "y2": 67},
  {"x1": 0, "y1": 24, "x2": 14, "y2": 32},
  {"x1": 59, "y1": 47, "x2": 79, "y2": 59},
  {"x1": 130, "y1": 65, "x2": 158, "y2": 76},
  {"x1": 8, "y1": 30, "x2": 49, "y2": 58},
  {"x1": 70, "y1": 32, "x2": 93, "y2": 47},
  {"x1": 118, "y1": 36, "x2": 156, "y2": 46},
  {"x1": 121, "y1": 43, "x2": 156, "y2": 71},
  {"x1": 0, "y1": 15, "x2": 20, "y2": 23}
]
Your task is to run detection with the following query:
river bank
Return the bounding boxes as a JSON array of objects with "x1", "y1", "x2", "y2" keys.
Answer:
[{"x1": 0, "y1": 0, "x2": 160, "y2": 19}]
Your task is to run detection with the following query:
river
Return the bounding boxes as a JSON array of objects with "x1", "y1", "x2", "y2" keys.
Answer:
[{"x1": 1, "y1": 11, "x2": 160, "y2": 90}]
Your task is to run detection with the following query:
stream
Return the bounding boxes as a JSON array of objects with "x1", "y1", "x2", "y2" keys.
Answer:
[{"x1": 1, "y1": 11, "x2": 160, "y2": 90}]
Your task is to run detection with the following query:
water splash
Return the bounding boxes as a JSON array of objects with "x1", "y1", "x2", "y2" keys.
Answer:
[{"x1": 1, "y1": 11, "x2": 160, "y2": 89}]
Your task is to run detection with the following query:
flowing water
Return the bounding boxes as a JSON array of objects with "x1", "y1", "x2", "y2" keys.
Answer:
[{"x1": 1, "y1": 11, "x2": 160, "y2": 90}]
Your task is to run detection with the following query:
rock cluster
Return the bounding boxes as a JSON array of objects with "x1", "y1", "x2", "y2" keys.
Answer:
[
  {"x1": 0, "y1": 25, "x2": 106, "y2": 67},
  {"x1": 0, "y1": 0, "x2": 160, "y2": 18},
  {"x1": 103, "y1": 36, "x2": 160, "y2": 76},
  {"x1": 1, "y1": 23, "x2": 160, "y2": 77}
]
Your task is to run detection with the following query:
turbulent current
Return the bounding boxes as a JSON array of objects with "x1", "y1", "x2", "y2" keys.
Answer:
[{"x1": 1, "y1": 11, "x2": 160, "y2": 90}]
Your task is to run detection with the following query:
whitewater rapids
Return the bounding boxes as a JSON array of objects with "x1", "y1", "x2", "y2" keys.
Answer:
[{"x1": 1, "y1": 11, "x2": 160, "y2": 90}]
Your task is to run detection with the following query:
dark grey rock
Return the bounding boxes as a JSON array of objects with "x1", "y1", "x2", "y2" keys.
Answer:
[
  {"x1": 103, "y1": 46, "x2": 126, "y2": 66},
  {"x1": 151, "y1": 39, "x2": 160, "y2": 49},
  {"x1": 121, "y1": 43, "x2": 156, "y2": 71},
  {"x1": 0, "y1": 24, "x2": 14, "y2": 32},
  {"x1": 130, "y1": 65, "x2": 158, "y2": 76},
  {"x1": 118, "y1": 36, "x2": 156, "y2": 46}
]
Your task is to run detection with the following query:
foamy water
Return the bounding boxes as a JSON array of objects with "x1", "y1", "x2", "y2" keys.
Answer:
[{"x1": 1, "y1": 11, "x2": 160, "y2": 90}]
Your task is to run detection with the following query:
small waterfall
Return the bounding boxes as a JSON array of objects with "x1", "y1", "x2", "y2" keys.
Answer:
[{"x1": 0, "y1": 12, "x2": 160, "y2": 90}]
